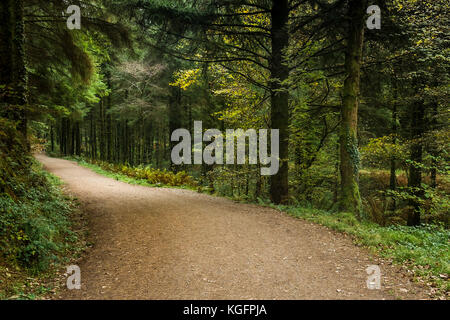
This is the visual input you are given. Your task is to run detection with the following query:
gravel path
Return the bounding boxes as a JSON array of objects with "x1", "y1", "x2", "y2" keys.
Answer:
[{"x1": 36, "y1": 155, "x2": 426, "y2": 300}]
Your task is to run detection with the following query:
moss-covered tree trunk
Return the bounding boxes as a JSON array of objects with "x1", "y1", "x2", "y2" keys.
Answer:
[
  {"x1": 0, "y1": 0, "x2": 27, "y2": 140},
  {"x1": 269, "y1": 0, "x2": 289, "y2": 204},
  {"x1": 339, "y1": 0, "x2": 365, "y2": 215}
]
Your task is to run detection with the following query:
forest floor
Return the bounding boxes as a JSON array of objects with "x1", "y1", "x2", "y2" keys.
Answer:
[{"x1": 35, "y1": 154, "x2": 429, "y2": 300}]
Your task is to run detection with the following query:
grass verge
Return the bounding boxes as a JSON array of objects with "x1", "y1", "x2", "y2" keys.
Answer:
[{"x1": 0, "y1": 160, "x2": 88, "y2": 300}]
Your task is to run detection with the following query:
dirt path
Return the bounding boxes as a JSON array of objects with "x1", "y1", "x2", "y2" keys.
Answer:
[{"x1": 36, "y1": 155, "x2": 426, "y2": 300}]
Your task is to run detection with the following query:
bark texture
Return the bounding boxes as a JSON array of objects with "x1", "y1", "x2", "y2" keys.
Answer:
[
  {"x1": 269, "y1": 0, "x2": 289, "y2": 204},
  {"x1": 339, "y1": 0, "x2": 366, "y2": 215}
]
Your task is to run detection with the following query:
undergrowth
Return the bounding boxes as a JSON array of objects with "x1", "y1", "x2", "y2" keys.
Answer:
[
  {"x1": 0, "y1": 161, "x2": 85, "y2": 299},
  {"x1": 0, "y1": 119, "x2": 85, "y2": 299},
  {"x1": 65, "y1": 156, "x2": 199, "y2": 190}
]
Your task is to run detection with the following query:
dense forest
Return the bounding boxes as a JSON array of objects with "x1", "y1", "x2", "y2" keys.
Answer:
[{"x1": 0, "y1": 0, "x2": 448, "y2": 300}]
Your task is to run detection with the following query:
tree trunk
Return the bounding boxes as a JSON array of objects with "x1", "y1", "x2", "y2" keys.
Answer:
[
  {"x1": 0, "y1": 0, "x2": 27, "y2": 141},
  {"x1": 339, "y1": 0, "x2": 365, "y2": 215},
  {"x1": 407, "y1": 100, "x2": 424, "y2": 226},
  {"x1": 89, "y1": 111, "x2": 94, "y2": 158},
  {"x1": 60, "y1": 118, "x2": 65, "y2": 155},
  {"x1": 50, "y1": 125, "x2": 54, "y2": 152},
  {"x1": 75, "y1": 121, "x2": 81, "y2": 156},
  {"x1": 333, "y1": 142, "x2": 339, "y2": 205},
  {"x1": 389, "y1": 85, "x2": 398, "y2": 210},
  {"x1": 269, "y1": 0, "x2": 289, "y2": 204},
  {"x1": 429, "y1": 101, "x2": 438, "y2": 188},
  {"x1": 106, "y1": 71, "x2": 113, "y2": 162},
  {"x1": 99, "y1": 99, "x2": 106, "y2": 160}
]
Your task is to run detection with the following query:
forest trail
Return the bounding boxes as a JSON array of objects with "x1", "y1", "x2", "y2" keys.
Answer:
[{"x1": 36, "y1": 154, "x2": 426, "y2": 300}]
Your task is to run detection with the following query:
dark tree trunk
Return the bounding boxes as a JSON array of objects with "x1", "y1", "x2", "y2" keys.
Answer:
[
  {"x1": 117, "y1": 121, "x2": 122, "y2": 163},
  {"x1": 430, "y1": 101, "x2": 438, "y2": 188},
  {"x1": 0, "y1": 0, "x2": 27, "y2": 142},
  {"x1": 389, "y1": 82, "x2": 398, "y2": 210},
  {"x1": 68, "y1": 119, "x2": 74, "y2": 156},
  {"x1": 269, "y1": 0, "x2": 289, "y2": 204},
  {"x1": 75, "y1": 121, "x2": 81, "y2": 156},
  {"x1": 155, "y1": 125, "x2": 161, "y2": 168},
  {"x1": 124, "y1": 121, "x2": 129, "y2": 164},
  {"x1": 50, "y1": 125, "x2": 54, "y2": 152},
  {"x1": 60, "y1": 118, "x2": 66, "y2": 155},
  {"x1": 106, "y1": 71, "x2": 113, "y2": 162},
  {"x1": 333, "y1": 142, "x2": 339, "y2": 205},
  {"x1": 99, "y1": 99, "x2": 106, "y2": 160},
  {"x1": 89, "y1": 111, "x2": 94, "y2": 158},
  {"x1": 407, "y1": 100, "x2": 425, "y2": 226}
]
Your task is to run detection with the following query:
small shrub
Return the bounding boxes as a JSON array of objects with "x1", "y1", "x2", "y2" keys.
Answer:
[
  {"x1": 1, "y1": 120, "x2": 77, "y2": 272},
  {"x1": 0, "y1": 165, "x2": 76, "y2": 272},
  {"x1": 82, "y1": 159, "x2": 198, "y2": 188}
]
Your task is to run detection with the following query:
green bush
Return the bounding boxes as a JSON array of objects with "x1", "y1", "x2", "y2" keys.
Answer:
[
  {"x1": 1, "y1": 119, "x2": 77, "y2": 272},
  {"x1": 79, "y1": 158, "x2": 198, "y2": 188},
  {"x1": 0, "y1": 165, "x2": 76, "y2": 272}
]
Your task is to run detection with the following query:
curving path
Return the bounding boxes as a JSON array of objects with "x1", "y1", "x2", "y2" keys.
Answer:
[{"x1": 36, "y1": 154, "x2": 426, "y2": 300}]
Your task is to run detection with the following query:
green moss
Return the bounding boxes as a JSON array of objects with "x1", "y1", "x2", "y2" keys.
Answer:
[
  {"x1": 340, "y1": 179, "x2": 362, "y2": 217},
  {"x1": 346, "y1": 133, "x2": 361, "y2": 175},
  {"x1": 339, "y1": 126, "x2": 362, "y2": 215}
]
